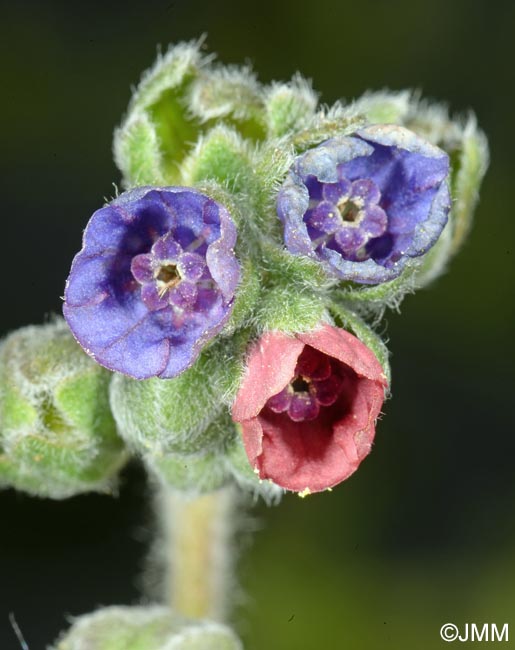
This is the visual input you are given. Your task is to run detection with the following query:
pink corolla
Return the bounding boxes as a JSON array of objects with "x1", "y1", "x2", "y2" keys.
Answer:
[{"x1": 232, "y1": 323, "x2": 388, "y2": 493}]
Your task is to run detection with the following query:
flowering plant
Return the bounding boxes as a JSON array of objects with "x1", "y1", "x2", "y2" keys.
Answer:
[{"x1": 0, "y1": 40, "x2": 487, "y2": 649}]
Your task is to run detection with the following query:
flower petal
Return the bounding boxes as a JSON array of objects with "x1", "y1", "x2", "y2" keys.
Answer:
[
  {"x1": 298, "y1": 323, "x2": 387, "y2": 384},
  {"x1": 266, "y1": 387, "x2": 292, "y2": 413},
  {"x1": 305, "y1": 201, "x2": 341, "y2": 234},
  {"x1": 232, "y1": 332, "x2": 305, "y2": 421},
  {"x1": 288, "y1": 393, "x2": 320, "y2": 422},
  {"x1": 151, "y1": 231, "x2": 182, "y2": 262},
  {"x1": 130, "y1": 254, "x2": 154, "y2": 284}
]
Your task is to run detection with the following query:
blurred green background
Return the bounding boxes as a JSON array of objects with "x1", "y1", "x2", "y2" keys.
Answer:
[{"x1": 1, "y1": 0, "x2": 515, "y2": 648}]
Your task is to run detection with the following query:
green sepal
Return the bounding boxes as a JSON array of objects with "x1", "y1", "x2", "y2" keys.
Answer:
[
  {"x1": 328, "y1": 303, "x2": 391, "y2": 387},
  {"x1": 254, "y1": 244, "x2": 329, "y2": 333},
  {"x1": 405, "y1": 103, "x2": 489, "y2": 259},
  {"x1": 114, "y1": 40, "x2": 205, "y2": 186},
  {"x1": 331, "y1": 261, "x2": 422, "y2": 317},
  {"x1": 180, "y1": 124, "x2": 255, "y2": 194},
  {"x1": 225, "y1": 257, "x2": 261, "y2": 331},
  {"x1": 147, "y1": 410, "x2": 236, "y2": 494},
  {"x1": 449, "y1": 115, "x2": 489, "y2": 253},
  {"x1": 51, "y1": 605, "x2": 243, "y2": 650},
  {"x1": 353, "y1": 90, "x2": 412, "y2": 125},
  {"x1": 150, "y1": 448, "x2": 230, "y2": 496},
  {"x1": 0, "y1": 320, "x2": 127, "y2": 499},
  {"x1": 264, "y1": 74, "x2": 318, "y2": 137},
  {"x1": 411, "y1": 217, "x2": 453, "y2": 289},
  {"x1": 250, "y1": 140, "x2": 295, "y2": 236},
  {"x1": 188, "y1": 64, "x2": 266, "y2": 140},
  {"x1": 290, "y1": 106, "x2": 365, "y2": 151},
  {"x1": 113, "y1": 111, "x2": 165, "y2": 186},
  {"x1": 225, "y1": 432, "x2": 283, "y2": 504},
  {"x1": 255, "y1": 284, "x2": 325, "y2": 332},
  {"x1": 109, "y1": 337, "x2": 247, "y2": 456},
  {"x1": 129, "y1": 41, "x2": 205, "y2": 112}
]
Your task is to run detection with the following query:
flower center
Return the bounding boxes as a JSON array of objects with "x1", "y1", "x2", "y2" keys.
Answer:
[
  {"x1": 265, "y1": 347, "x2": 344, "y2": 422},
  {"x1": 155, "y1": 263, "x2": 181, "y2": 297},
  {"x1": 291, "y1": 375, "x2": 310, "y2": 393},
  {"x1": 337, "y1": 197, "x2": 363, "y2": 226}
]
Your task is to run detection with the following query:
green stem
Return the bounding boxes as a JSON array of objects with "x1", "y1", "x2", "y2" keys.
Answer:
[{"x1": 159, "y1": 485, "x2": 236, "y2": 621}]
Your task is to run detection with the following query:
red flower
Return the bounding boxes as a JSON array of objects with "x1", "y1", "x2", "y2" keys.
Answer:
[{"x1": 231, "y1": 323, "x2": 388, "y2": 493}]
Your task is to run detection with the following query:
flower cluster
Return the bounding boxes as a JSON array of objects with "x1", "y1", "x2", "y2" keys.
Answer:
[
  {"x1": 0, "y1": 41, "x2": 487, "y2": 650},
  {"x1": 56, "y1": 43, "x2": 487, "y2": 495}
]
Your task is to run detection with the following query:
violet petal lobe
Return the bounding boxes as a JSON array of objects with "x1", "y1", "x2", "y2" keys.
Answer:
[
  {"x1": 276, "y1": 125, "x2": 451, "y2": 284},
  {"x1": 63, "y1": 186, "x2": 240, "y2": 379}
]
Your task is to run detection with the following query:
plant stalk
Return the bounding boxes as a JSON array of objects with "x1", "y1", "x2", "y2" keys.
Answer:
[{"x1": 159, "y1": 485, "x2": 236, "y2": 622}]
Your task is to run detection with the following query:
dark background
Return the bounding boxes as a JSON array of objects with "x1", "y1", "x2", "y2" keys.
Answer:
[{"x1": 1, "y1": 0, "x2": 515, "y2": 648}]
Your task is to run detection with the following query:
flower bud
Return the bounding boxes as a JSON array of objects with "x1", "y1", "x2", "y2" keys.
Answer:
[
  {"x1": 150, "y1": 446, "x2": 230, "y2": 495},
  {"x1": 0, "y1": 320, "x2": 126, "y2": 499},
  {"x1": 188, "y1": 64, "x2": 265, "y2": 139},
  {"x1": 109, "y1": 338, "x2": 244, "y2": 455},
  {"x1": 264, "y1": 74, "x2": 318, "y2": 137},
  {"x1": 353, "y1": 90, "x2": 411, "y2": 125},
  {"x1": 181, "y1": 125, "x2": 255, "y2": 195},
  {"x1": 254, "y1": 244, "x2": 328, "y2": 333},
  {"x1": 145, "y1": 411, "x2": 237, "y2": 495},
  {"x1": 114, "y1": 40, "x2": 206, "y2": 187},
  {"x1": 51, "y1": 605, "x2": 242, "y2": 650}
]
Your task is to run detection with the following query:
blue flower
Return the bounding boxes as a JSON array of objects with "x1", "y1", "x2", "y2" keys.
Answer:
[
  {"x1": 277, "y1": 125, "x2": 451, "y2": 284},
  {"x1": 64, "y1": 187, "x2": 240, "y2": 379}
]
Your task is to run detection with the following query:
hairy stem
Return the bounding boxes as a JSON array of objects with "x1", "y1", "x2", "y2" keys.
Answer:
[{"x1": 158, "y1": 485, "x2": 236, "y2": 621}]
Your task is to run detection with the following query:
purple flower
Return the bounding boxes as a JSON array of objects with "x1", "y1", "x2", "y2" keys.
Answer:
[
  {"x1": 277, "y1": 125, "x2": 451, "y2": 284},
  {"x1": 63, "y1": 187, "x2": 240, "y2": 379}
]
